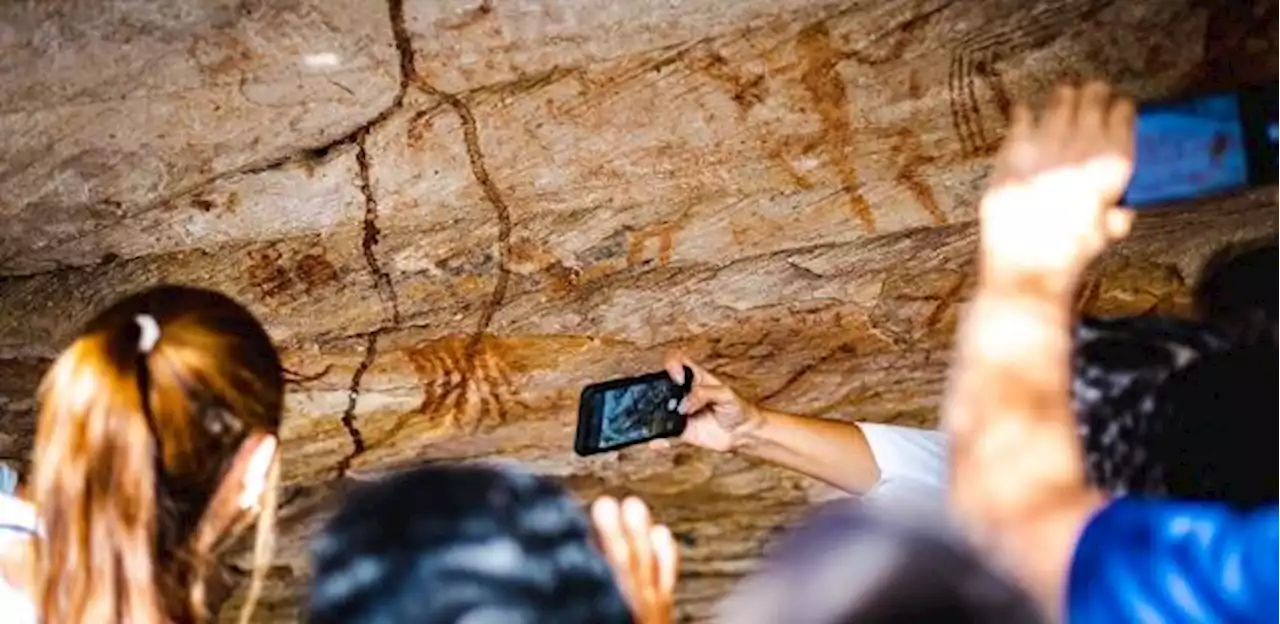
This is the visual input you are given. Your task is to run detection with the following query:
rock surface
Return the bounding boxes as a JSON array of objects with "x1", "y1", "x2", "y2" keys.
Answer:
[{"x1": 0, "y1": 0, "x2": 1275, "y2": 621}]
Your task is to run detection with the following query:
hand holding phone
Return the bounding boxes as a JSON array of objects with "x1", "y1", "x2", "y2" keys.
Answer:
[
  {"x1": 655, "y1": 354, "x2": 765, "y2": 453},
  {"x1": 575, "y1": 355, "x2": 766, "y2": 456},
  {"x1": 574, "y1": 366, "x2": 693, "y2": 456}
]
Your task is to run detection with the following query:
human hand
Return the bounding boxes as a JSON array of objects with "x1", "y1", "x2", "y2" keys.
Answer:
[
  {"x1": 650, "y1": 352, "x2": 765, "y2": 453},
  {"x1": 591, "y1": 496, "x2": 679, "y2": 624},
  {"x1": 981, "y1": 81, "x2": 1137, "y2": 286}
]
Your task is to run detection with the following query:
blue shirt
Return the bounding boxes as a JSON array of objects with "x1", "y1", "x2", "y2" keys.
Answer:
[{"x1": 1069, "y1": 499, "x2": 1279, "y2": 623}]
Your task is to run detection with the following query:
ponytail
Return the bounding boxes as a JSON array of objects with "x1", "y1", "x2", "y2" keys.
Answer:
[
  {"x1": 29, "y1": 286, "x2": 285, "y2": 623},
  {"x1": 31, "y1": 329, "x2": 164, "y2": 623}
]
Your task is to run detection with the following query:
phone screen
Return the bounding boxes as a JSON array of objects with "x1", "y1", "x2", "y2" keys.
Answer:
[
  {"x1": 1122, "y1": 93, "x2": 1250, "y2": 207},
  {"x1": 596, "y1": 378, "x2": 683, "y2": 448}
]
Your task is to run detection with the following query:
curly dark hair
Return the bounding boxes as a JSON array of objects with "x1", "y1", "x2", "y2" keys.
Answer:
[
  {"x1": 1073, "y1": 317, "x2": 1276, "y2": 507},
  {"x1": 308, "y1": 464, "x2": 632, "y2": 624}
]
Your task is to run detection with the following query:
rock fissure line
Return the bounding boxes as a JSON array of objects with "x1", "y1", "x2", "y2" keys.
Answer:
[
  {"x1": 335, "y1": 330, "x2": 380, "y2": 478},
  {"x1": 388, "y1": 0, "x2": 512, "y2": 355},
  {"x1": 355, "y1": 132, "x2": 403, "y2": 326},
  {"x1": 378, "y1": 0, "x2": 517, "y2": 438}
]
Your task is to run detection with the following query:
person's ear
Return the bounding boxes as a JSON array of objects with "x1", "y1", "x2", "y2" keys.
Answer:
[{"x1": 236, "y1": 433, "x2": 277, "y2": 511}]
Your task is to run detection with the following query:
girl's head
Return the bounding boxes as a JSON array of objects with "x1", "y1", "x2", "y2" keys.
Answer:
[{"x1": 30, "y1": 285, "x2": 283, "y2": 624}]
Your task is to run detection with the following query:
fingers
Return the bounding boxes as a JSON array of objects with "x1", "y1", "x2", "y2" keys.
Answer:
[
  {"x1": 648, "y1": 439, "x2": 673, "y2": 451},
  {"x1": 1006, "y1": 102, "x2": 1034, "y2": 142},
  {"x1": 993, "y1": 103, "x2": 1037, "y2": 183},
  {"x1": 592, "y1": 496, "x2": 627, "y2": 561},
  {"x1": 678, "y1": 383, "x2": 736, "y2": 416},
  {"x1": 592, "y1": 495, "x2": 678, "y2": 622},
  {"x1": 664, "y1": 351, "x2": 720, "y2": 387},
  {"x1": 663, "y1": 352, "x2": 690, "y2": 385},
  {"x1": 1100, "y1": 97, "x2": 1141, "y2": 203},
  {"x1": 1077, "y1": 81, "x2": 1111, "y2": 128},
  {"x1": 621, "y1": 497, "x2": 654, "y2": 593},
  {"x1": 1106, "y1": 96, "x2": 1137, "y2": 163},
  {"x1": 1040, "y1": 84, "x2": 1080, "y2": 151},
  {"x1": 1075, "y1": 81, "x2": 1112, "y2": 152},
  {"x1": 651, "y1": 524, "x2": 679, "y2": 596}
]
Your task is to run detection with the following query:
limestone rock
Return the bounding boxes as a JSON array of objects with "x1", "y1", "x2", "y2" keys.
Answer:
[{"x1": 0, "y1": 0, "x2": 1274, "y2": 621}]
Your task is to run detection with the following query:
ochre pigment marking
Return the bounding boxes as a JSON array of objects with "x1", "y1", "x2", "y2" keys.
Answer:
[
  {"x1": 294, "y1": 251, "x2": 340, "y2": 294},
  {"x1": 245, "y1": 245, "x2": 294, "y2": 302},
  {"x1": 794, "y1": 23, "x2": 876, "y2": 232},
  {"x1": 948, "y1": 0, "x2": 1112, "y2": 156},
  {"x1": 890, "y1": 128, "x2": 948, "y2": 225}
]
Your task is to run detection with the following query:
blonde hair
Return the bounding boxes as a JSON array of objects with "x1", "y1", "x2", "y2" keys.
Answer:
[{"x1": 29, "y1": 286, "x2": 284, "y2": 623}]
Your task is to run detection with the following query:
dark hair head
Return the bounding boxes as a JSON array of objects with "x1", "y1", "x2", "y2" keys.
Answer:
[
  {"x1": 717, "y1": 502, "x2": 1042, "y2": 624},
  {"x1": 32, "y1": 285, "x2": 284, "y2": 624},
  {"x1": 1152, "y1": 343, "x2": 1278, "y2": 507},
  {"x1": 1072, "y1": 315, "x2": 1276, "y2": 508},
  {"x1": 308, "y1": 464, "x2": 632, "y2": 624},
  {"x1": 1071, "y1": 316, "x2": 1228, "y2": 496},
  {"x1": 1194, "y1": 241, "x2": 1277, "y2": 345}
]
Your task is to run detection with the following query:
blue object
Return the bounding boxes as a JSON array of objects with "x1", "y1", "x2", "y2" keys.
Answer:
[
  {"x1": 1069, "y1": 498, "x2": 1279, "y2": 623},
  {"x1": 1122, "y1": 94, "x2": 1250, "y2": 207}
]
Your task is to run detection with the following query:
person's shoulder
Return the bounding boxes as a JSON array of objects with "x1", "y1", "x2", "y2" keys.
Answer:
[{"x1": 1068, "y1": 499, "x2": 1279, "y2": 622}]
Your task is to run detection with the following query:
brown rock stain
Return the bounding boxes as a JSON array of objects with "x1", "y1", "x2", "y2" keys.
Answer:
[
  {"x1": 1079, "y1": 257, "x2": 1189, "y2": 317},
  {"x1": 626, "y1": 223, "x2": 678, "y2": 267},
  {"x1": 972, "y1": 58, "x2": 1012, "y2": 123},
  {"x1": 192, "y1": 196, "x2": 216, "y2": 213},
  {"x1": 406, "y1": 108, "x2": 445, "y2": 150},
  {"x1": 694, "y1": 50, "x2": 767, "y2": 115},
  {"x1": 947, "y1": 0, "x2": 1114, "y2": 157},
  {"x1": 728, "y1": 212, "x2": 782, "y2": 247},
  {"x1": 506, "y1": 237, "x2": 557, "y2": 275},
  {"x1": 768, "y1": 137, "x2": 820, "y2": 190},
  {"x1": 794, "y1": 23, "x2": 876, "y2": 232},
  {"x1": 507, "y1": 238, "x2": 583, "y2": 294},
  {"x1": 907, "y1": 69, "x2": 923, "y2": 99},
  {"x1": 544, "y1": 262, "x2": 583, "y2": 296},
  {"x1": 441, "y1": 0, "x2": 495, "y2": 31},
  {"x1": 186, "y1": 190, "x2": 240, "y2": 214},
  {"x1": 869, "y1": 268, "x2": 967, "y2": 342},
  {"x1": 188, "y1": 31, "x2": 257, "y2": 78}
]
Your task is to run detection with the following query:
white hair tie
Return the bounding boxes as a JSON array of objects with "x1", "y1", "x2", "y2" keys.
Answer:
[{"x1": 135, "y1": 314, "x2": 161, "y2": 354}]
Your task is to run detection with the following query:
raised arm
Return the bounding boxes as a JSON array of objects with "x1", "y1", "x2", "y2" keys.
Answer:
[{"x1": 943, "y1": 82, "x2": 1136, "y2": 613}]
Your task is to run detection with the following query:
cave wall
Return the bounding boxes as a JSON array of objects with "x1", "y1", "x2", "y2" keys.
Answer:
[{"x1": 0, "y1": 0, "x2": 1275, "y2": 620}]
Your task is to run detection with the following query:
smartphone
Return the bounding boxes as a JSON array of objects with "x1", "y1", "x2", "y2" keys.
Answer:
[
  {"x1": 1122, "y1": 81, "x2": 1277, "y2": 208},
  {"x1": 574, "y1": 367, "x2": 692, "y2": 456}
]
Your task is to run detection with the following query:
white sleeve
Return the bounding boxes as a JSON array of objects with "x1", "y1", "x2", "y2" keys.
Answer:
[{"x1": 856, "y1": 423, "x2": 949, "y2": 514}]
